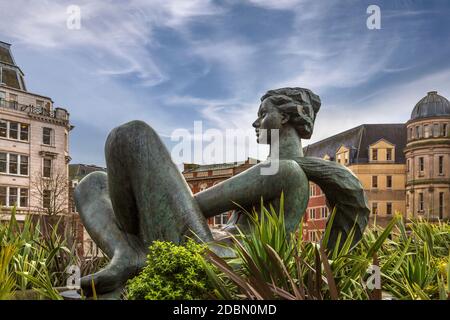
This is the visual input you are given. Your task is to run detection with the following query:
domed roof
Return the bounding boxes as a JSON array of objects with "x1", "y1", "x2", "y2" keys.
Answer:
[{"x1": 410, "y1": 91, "x2": 450, "y2": 121}]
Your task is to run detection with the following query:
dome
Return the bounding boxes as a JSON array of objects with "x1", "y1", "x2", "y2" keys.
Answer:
[{"x1": 410, "y1": 91, "x2": 450, "y2": 121}]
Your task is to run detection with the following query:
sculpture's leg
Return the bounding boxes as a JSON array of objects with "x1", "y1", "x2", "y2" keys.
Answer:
[
  {"x1": 75, "y1": 120, "x2": 214, "y2": 296},
  {"x1": 74, "y1": 172, "x2": 147, "y2": 296},
  {"x1": 105, "y1": 120, "x2": 214, "y2": 247}
]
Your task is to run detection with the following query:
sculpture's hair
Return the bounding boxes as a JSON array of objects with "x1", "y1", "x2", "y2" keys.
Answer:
[{"x1": 261, "y1": 87, "x2": 321, "y2": 139}]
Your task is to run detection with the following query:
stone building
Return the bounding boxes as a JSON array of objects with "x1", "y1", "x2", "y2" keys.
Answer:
[
  {"x1": 304, "y1": 123, "x2": 407, "y2": 230},
  {"x1": 182, "y1": 91, "x2": 450, "y2": 241},
  {"x1": 0, "y1": 41, "x2": 72, "y2": 221},
  {"x1": 405, "y1": 91, "x2": 450, "y2": 220}
]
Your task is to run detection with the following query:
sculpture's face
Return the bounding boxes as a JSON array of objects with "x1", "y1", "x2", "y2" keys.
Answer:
[{"x1": 252, "y1": 97, "x2": 288, "y2": 144}]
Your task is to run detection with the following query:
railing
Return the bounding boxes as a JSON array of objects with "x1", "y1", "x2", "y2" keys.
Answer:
[{"x1": 0, "y1": 98, "x2": 55, "y2": 117}]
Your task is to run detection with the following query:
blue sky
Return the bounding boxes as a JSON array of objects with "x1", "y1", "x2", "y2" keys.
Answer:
[{"x1": 1, "y1": 0, "x2": 450, "y2": 166}]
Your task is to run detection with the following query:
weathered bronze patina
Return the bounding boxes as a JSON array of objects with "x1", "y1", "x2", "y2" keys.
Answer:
[{"x1": 75, "y1": 87, "x2": 370, "y2": 297}]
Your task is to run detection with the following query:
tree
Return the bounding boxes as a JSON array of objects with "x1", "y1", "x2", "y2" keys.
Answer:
[{"x1": 31, "y1": 164, "x2": 69, "y2": 216}]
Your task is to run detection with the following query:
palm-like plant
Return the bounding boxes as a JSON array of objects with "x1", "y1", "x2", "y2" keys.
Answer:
[{"x1": 204, "y1": 195, "x2": 449, "y2": 300}]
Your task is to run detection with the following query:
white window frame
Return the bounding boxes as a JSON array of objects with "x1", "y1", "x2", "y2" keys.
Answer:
[
  {"x1": 0, "y1": 186, "x2": 29, "y2": 207},
  {"x1": 0, "y1": 119, "x2": 29, "y2": 142},
  {"x1": 42, "y1": 127, "x2": 54, "y2": 146},
  {"x1": 309, "y1": 208, "x2": 316, "y2": 220},
  {"x1": 212, "y1": 212, "x2": 230, "y2": 227},
  {"x1": 42, "y1": 158, "x2": 52, "y2": 178},
  {"x1": 0, "y1": 152, "x2": 29, "y2": 176},
  {"x1": 321, "y1": 206, "x2": 328, "y2": 219}
]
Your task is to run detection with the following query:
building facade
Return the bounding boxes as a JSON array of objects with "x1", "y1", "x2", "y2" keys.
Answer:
[
  {"x1": 0, "y1": 41, "x2": 72, "y2": 221},
  {"x1": 405, "y1": 91, "x2": 450, "y2": 221},
  {"x1": 182, "y1": 91, "x2": 450, "y2": 241},
  {"x1": 183, "y1": 158, "x2": 257, "y2": 228}
]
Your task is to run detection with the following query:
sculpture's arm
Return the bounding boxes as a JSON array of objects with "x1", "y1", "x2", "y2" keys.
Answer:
[{"x1": 194, "y1": 160, "x2": 307, "y2": 218}]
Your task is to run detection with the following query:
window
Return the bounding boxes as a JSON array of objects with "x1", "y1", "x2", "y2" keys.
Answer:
[
  {"x1": 20, "y1": 155, "x2": 28, "y2": 176},
  {"x1": 0, "y1": 152, "x2": 6, "y2": 173},
  {"x1": 372, "y1": 149, "x2": 378, "y2": 161},
  {"x1": 0, "y1": 120, "x2": 29, "y2": 141},
  {"x1": 419, "y1": 157, "x2": 424, "y2": 172},
  {"x1": 438, "y1": 156, "x2": 444, "y2": 175},
  {"x1": 386, "y1": 202, "x2": 392, "y2": 215},
  {"x1": 0, "y1": 91, "x2": 5, "y2": 100},
  {"x1": 386, "y1": 175, "x2": 392, "y2": 188},
  {"x1": 0, "y1": 153, "x2": 28, "y2": 175},
  {"x1": 419, "y1": 193, "x2": 424, "y2": 212},
  {"x1": 9, "y1": 94, "x2": 18, "y2": 107},
  {"x1": 20, "y1": 188, "x2": 28, "y2": 207},
  {"x1": 213, "y1": 212, "x2": 230, "y2": 226},
  {"x1": 386, "y1": 148, "x2": 392, "y2": 161},
  {"x1": 9, "y1": 122, "x2": 18, "y2": 139},
  {"x1": 409, "y1": 128, "x2": 413, "y2": 140},
  {"x1": 439, "y1": 193, "x2": 444, "y2": 220},
  {"x1": 43, "y1": 190, "x2": 51, "y2": 209},
  {"x1": 0, "y1": 120, "x2": 6, "y2": 137},
  {"x1": 407, "y1": 159, "x2": 410, "y2": 172},
  {"x1": 42, "y1": 127, "x2": 53, "y2": 145},
  {"x1": 43, "y1": 158, "x2": 52, "y2": 178},
  {"x1": 308, "y1": 230, "x2": 322, "y2": 243},
  {"x1": 433, "y1": 123, "x2": 440, "y2": 137},
  {"x1": 20, "y1": 123, "x2": 28, "y2": 141},
  {"x1": 309, "y1": 208, "x2": 316, "y2": 220},
  {"x1": 0, "y1": 186, "x2": 6, "y2": 206},
  {"x1": 372, "y1": 176, "x2": 378, "y2": 188},
  {"x1": 415, "y1": 126, "x2": 420, "y2": 139},
  {"x1": 9, "y1": 154, "x2": 17, "y2": 174},
  {"x1": 443, "y1": 124, "x2": 448, "y2": 137},
  {"x1": 9, "y1": 187, "x2": 17, "y2": 206},
  {"x1": 321, "y1": 207, "x2": 328, "y2": 219},
  {"x1": 424, "y1": 125, "x2": 430, "y2": 138},
  {"x1": 372, "y1": 202, "x2": 378, "y2": 215}
]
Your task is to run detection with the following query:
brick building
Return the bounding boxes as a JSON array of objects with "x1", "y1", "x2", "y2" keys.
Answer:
[{"x1": 183, "y1": 158, "x2": 257, "y2": 227}]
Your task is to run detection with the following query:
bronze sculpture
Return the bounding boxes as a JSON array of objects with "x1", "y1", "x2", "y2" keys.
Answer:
[{"x1": 75, "y1": 87, "x2": 370, "y2": 297}]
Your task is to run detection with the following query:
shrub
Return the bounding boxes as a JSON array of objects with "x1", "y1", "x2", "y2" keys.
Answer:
[
  {"x1": 126, "y1": 240, "x2": 214, "y2": 300},
  {"x1": 204, "y1": 195, "x2": 450, "y2": 300}
]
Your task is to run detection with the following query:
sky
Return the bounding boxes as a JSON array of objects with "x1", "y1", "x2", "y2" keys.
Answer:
[{"x1": 1, "y1": 0, "x2": 450, "y2": 166}]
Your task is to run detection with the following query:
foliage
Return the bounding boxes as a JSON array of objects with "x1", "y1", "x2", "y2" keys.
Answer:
[
  {"x1": 126, "y1": 240, "x2": 215, "y2": 300},
  {"x1": 204, "y1": 195, "x2": 450, "y2": 300},
  {"x1": 0, "y1": 244, "x2": 16, "y2": 299},
  {"x1": 0, "y1": 207, "x2": 106, "y2": 300}
]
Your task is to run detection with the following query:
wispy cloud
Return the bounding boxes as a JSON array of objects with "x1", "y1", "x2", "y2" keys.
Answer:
[{"x1": 1, "y1": 0, "x2": 449, "y2": 166}]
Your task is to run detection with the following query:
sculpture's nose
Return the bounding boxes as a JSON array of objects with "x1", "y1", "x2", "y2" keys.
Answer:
[{"x1": 252, "y1": 119, "x2": 259, "y2": 128}]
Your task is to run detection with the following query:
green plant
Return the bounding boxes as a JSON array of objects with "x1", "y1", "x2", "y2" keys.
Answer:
[
  {"x1": 204, "y1": 195, "x2": 449, "y2": 300},
  {"x1": 126, "y1": 240, "x2": 215, "y2": 300},
  {"x1": 0, "y1": 207, "x2": 104, "y2": 299},
  {"x1": 0, "y1": 244, "x2": 16, "y2": 300}
]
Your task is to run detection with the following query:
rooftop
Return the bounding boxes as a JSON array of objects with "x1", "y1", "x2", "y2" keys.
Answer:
[
  {"x1": 410, "y1": 91, "x2": 450, "y2": 121},
  {"x1": 304, "y1": 123, "x2": 407, "y2": 164}
]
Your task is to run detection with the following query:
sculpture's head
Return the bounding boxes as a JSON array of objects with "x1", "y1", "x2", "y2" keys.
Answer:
[{"x1": 253, "y1": 87, "x2": 321, "y2": 144}]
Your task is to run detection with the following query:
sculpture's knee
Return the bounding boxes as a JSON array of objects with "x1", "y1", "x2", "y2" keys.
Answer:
[
  {"x1": 74, "y1": 171, "x2": 109, "y2": 208},
  {"x1": 105, "y1": 120, "x2": 159, "y2": 156}
]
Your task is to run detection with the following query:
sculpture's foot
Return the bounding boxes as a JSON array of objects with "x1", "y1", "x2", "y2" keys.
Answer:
[{"x1": 80, "y1": 246, "x2": 146, "y2": 298}]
